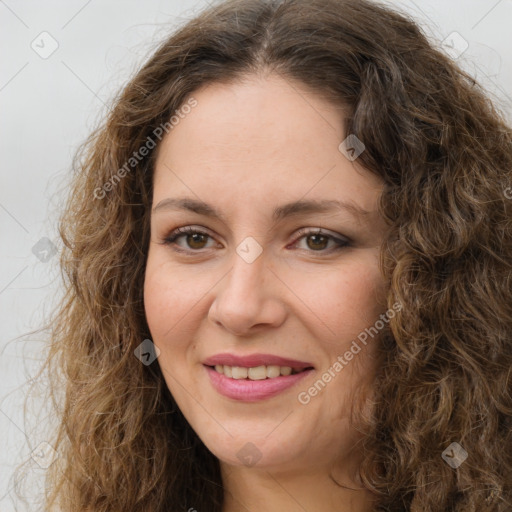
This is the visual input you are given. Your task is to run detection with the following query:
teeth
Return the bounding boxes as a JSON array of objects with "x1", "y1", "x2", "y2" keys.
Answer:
[
  {"x1": 266, "y1": 365, "x2": 281, "y2": 378},
  {"x1": 231, "y1": 366, "x2": 248, "y2": 379},
  {"x1": 248, "y1": 366, "x2": 267, "y2": 380},
  {"x1": 213, "y1": 364, "x2": 307, "y2": 380}
]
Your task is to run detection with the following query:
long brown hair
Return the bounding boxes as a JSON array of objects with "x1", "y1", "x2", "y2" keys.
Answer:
[{"x1": 34, "y1": 0, "x2": 512, "y2": 510}]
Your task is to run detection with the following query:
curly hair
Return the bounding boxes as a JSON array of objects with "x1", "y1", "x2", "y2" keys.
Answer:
[{"x1": 35, "y1": 0, "x2": 512, "y2": 510}]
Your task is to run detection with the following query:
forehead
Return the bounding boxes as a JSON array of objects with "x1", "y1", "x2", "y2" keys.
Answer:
[
  {"x1": 157, "y1": 74, "x2": 345, "y2": 164},
  {"x1": 153, "y1": 74, "x2": 382, "y2": 215}
]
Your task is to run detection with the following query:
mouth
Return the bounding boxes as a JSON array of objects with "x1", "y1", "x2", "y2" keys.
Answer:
[
  {"x1": 204, "y1": 363, "x2": 315, "y2": 402},
  {"x1": 206, "y1": 364, "x2": 314, "y2": 380},
  {"x1": 202, "y1": 353, "x2": 315, "y2": 401}
]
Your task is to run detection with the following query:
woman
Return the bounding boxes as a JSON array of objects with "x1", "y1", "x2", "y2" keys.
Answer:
[{"x1": 40, "y1": 0, "x2": 512, "y2": 510}]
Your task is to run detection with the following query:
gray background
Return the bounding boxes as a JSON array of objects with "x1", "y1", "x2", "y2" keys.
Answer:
[{"x1": 1, "y1": 0, "x2": 511, "y2": 510}]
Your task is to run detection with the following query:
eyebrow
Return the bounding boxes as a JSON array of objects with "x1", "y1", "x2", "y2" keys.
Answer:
[{"x1": 152, "y1": 197, "x2": 373, "y2": 223}]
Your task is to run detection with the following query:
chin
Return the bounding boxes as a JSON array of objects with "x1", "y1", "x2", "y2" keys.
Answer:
[{"x1": 193, "y1": 421, "x2": 308, "y2": 469}]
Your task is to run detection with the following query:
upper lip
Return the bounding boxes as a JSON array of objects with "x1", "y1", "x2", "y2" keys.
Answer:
[{"x1": 203, "y1": 353, "x2": 314, "y2": 369}]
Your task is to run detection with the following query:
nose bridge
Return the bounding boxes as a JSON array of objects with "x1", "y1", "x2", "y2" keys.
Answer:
[
  {"x1": 225, "y1": 244, "x2": 268, "y2": 302},
  {"x1": 209, "y1": 241, "x2": 285, "y2": 334}
]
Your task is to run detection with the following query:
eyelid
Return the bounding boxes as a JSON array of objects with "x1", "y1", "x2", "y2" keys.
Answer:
[{"x1": 292, "y1": 227, "x2": 350, "y2": 244}]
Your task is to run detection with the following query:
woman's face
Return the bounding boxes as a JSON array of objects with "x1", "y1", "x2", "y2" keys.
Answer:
[{"x1": 144, "y1": 74, "x2": 388, "y2": 475}]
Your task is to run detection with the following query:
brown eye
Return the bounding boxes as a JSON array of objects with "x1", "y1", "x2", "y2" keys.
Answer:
[
  {"x1": 185, "y1": 232, "x2": 209, "y2": 249},
  {"x1": 292, "y1": 228, "x2": 350, "y2": 253},
  {"x1": 305, "y1": 233, "x2": 330, "y2": 251},
  {"x1": 163, "y1": 226, "x2": 216, "y2": 252}
]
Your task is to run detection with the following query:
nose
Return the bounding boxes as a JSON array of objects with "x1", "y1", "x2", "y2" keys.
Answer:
[{"x1": 208, "y1": 250, "x2": 287, "y2": 336}]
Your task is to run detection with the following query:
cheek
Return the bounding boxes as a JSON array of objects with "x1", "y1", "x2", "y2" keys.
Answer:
[
  {"x1": 143, "y1": 251, "x2": 218, "y2": 381},
  {"x1": 306, "y1": 261, "x2": 386, "y2": 412},
  {"x1": 144, "y1": 251, "x2": 203, "y2": 338},
  {"x1": 143, "y1": 256, "x2": 193, "y2": 355},
  {"x1": 289, "y1": 257, "x2": 386, "y2": 340},
  {"x1": 143, "y1": 261, "x2": 201, "y2": 396},
  {"x1": 340, "y1": 264, "x2": 386, "y2": 321},
  {"x1": 144, "y1": 267, "x2": 174, "y2": 340}
]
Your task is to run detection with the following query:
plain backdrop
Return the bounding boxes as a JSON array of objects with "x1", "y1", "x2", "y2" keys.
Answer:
[{"x1": 0, "y1": 0, "x2": 511, "y2": 510}]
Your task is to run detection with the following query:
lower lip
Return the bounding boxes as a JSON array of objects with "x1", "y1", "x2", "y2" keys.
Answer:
[{"x1": 204, "y1": 365, "x2": 314, "y2": 402}]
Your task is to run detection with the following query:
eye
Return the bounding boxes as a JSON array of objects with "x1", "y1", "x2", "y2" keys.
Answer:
[
  {"x1": 290, "y1": 227, "x2": 350, "y2": 253},
  {"x1": 162, "y1": 226, "x2": 217, "y2": 252},
  {"x1": 161, "y1": 226, "x2": 350, "y2": 255}
]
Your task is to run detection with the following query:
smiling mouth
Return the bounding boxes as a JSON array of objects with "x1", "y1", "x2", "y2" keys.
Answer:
[{"x1": 207, "y1": 364, "x2": 314, "y2": 380}]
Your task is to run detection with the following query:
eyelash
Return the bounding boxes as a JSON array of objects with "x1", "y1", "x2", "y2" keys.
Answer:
[{"x1": 161, "y1": 226, "x2": 350, "y2": 255}]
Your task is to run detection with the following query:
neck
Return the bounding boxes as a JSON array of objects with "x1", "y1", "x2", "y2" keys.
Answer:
[{"x1": 220, "y1": 462, "x2": 376, "y2": 512}]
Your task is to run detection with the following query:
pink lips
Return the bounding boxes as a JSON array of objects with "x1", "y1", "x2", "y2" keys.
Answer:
[
  {"x1": 203, "y1": 353, "x2": 313, "y2": 369},
  {"x1": 203, "y1": 353, "x2": 314, "y2": 402}
]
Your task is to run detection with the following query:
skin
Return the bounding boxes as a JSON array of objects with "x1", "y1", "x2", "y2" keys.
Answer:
[{"x1": 144, "y1": 73, "x2": 389, "y2": 512}]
